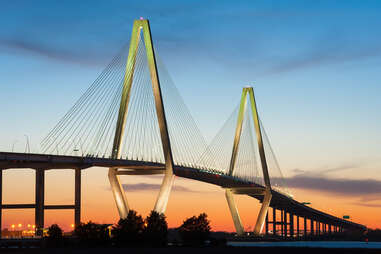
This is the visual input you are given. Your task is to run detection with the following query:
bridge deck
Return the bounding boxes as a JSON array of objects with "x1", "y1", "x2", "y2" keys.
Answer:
[{"x1": 0, "y1": 152, "x2": 366, "y2": 231}]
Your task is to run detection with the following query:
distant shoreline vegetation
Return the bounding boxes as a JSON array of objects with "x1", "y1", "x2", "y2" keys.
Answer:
[
  {"x1": 2, "y1": 211, "x2": 381, "y2": 249},
  {"x1": 42, "y1": 210, "x2": 215, "y2": 248}
]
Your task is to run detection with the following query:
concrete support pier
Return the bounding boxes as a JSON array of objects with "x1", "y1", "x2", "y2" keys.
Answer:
[
  {"x1": 304, "y1": 217, "x2": 307, "y2": 238},
  {"x1": 310, "y1": 219, "x2": 314, "y2": 236},
  {"x1": 35, "y1": 169, "x2": 45, "y2": 236},
  {"x1": 225, "y1": 189, "x2": 244, "y2": 236},
  {"x1": 75, "y1": 168, "x2": 81, "y2": 226},
  {"x1": 289, "y1": 213, "x2": 294, "y2": 237},
  {"x1": 265, "y1": 213, "x2": 269, "y2": 235},
  {"x1": 280, "y1": 209, "x2": 284, "y2": 237},
  {"x1": 272, "y1": 207, "x2": 276, "y2": 236},
  {"x1": 0, "y1": 169, "x2": 2, "y2": 238},
  {"x1": 284, "y1": 210, "x2": 288, "y2": 238}
]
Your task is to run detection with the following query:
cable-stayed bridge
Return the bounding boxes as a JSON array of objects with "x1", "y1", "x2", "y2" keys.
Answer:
[{"x1": 0, "y1": 19, "x2": 365, "y2": 237}]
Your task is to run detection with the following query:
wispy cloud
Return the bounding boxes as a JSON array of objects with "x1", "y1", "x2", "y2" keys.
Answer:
[
  {"x1": 285, "y1": 162, "x2": 381, "y2": 207},
  {"x1": 291, "y1": 163, "x2": 358, "y2": 177},
  {"x1": 286, "y1": 175, "x2": 381, "y2": 196},
  {"x1": 262, "y1": 32, "x2": 381, "y2": 76},
  {"x1": 351, "y1": 202, "x2": 381, "y2": 208},
  {"x1": 119, "y1": 183, "x2": 198, "y2": 193},
  {"x1": 0, "y1": 38, "x2": 105, "y2": 66}
]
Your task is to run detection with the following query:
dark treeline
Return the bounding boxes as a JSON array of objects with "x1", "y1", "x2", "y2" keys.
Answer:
[
  {"x1": 42, "y1": 212, "x2": 381, "y2": 248},
  {"x1": 44, "y1": 210, "x2": 215, "y2": 248}
]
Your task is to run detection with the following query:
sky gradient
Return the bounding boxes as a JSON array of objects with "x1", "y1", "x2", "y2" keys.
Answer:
[{"x1": 0, "y1": 0, "x2": 381, "y2": 231}]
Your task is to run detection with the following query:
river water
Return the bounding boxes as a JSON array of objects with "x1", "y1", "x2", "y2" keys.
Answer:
[{"x1": 227, "y1": 241, "x2": 381, "y2": 249}]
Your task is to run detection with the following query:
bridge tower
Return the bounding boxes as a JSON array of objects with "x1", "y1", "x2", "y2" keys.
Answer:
[
  {"x1": 108, "y1": 19, "x2": 175, "y2": 217},
  {"x1": 225, "y1": 87, "x2": 272, "y2": 236}
]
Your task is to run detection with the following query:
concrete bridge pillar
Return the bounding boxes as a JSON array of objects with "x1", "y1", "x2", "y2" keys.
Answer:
[
  {"x1": 317, "y1": 222, "x2": 320, "y2": 235},
  {"x1": 284, "y1": 210, "x2": 288, "y2": 238},
  {"x1": 272, "y1": 207, "x2": 276, "y2": 236},
  {"x1": 280, "y1": 209, "x2": 284, "y2": 237},
  {"x1": 0, "y1": 169, "x2": 2, "y2": 238},
  {"x1": 296, "y1": 215, "x2": 300, "y2": 238},
  {"x1": 289, "y1": 213, "x2": 294, "y2": 237},
  {"x1": 253, "y1": 189, "x2": 272, "y2": 235},
  {"x1": 225, "y1": 189, "x2": 244, "y2": 236},
  {"x1": 304, "y1": 217, "x2": 307, "y2": 238},
  {"x1": 74, "y1": 169, "x2": 81, "y2": 226},
  {"x1": 35, "y1": 169, "x2": 45, "y2": 236},
  {"x1": 310, "y1": 219, "x2": 314, "y2": 236},
  {"x1": 153, "y1": 172, "x2": 174, "y2": 214}
]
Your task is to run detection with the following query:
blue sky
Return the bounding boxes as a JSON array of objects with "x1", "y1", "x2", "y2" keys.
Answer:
[{"x1": 1, "y1": 0, "x2": 381, "y2": 182}]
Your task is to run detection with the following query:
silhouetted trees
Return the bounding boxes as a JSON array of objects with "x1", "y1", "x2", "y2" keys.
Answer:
[
  {"x1": 41, "y1": 211, "x2": 216, "y2": 248},
  {"x1": 366, "y1": 229, "x2": 381, "y2": 241},
  {"x1": 112, "y1": 210, "x2": 145, "y2": 246},
  {"x1": 74, "y1": 221, "x2": 110, "y2": 246},
  {"x1": 46, "y1": 224, "x2": 63, "y2": 247},
  {"x1": 179, "y1": 213, "x2": 211, "y2": 245},
  {"x1": 143, "y1": 210, "x2": 168, "y2": 246}
]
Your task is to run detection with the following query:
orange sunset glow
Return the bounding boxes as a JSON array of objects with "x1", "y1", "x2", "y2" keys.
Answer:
[{"x1": 2, "y1": 168, "x2": 380, "y2": 232}]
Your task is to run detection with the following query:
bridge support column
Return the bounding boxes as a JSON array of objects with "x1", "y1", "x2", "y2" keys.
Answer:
[
  {"x1": 225, "y1": 189, "x2": 244, "y2": 236},
  {"x1": 273, "y1": 207, "x2": 276, "y2": 236},
  {"x1": 253, "y1": 189, "x2": 272, "y2": 235},
  {"x1": 310, "y1": 219, "x2": 314, "y2": 236},
  {"x1": 265, "y1": 213, "x2": 269, "y2": 235},
  {"x1": 74, "y1": 169, "x2": 81, "y2": 226},
  {"x1": 153, "y1": 171, "x2": 174, "y2": 214},
  {"x1": 284, "y1": 210, "x2": 288, "y2": 238},
  {"x1": 0, "y1": 169, "x2": 2, "y2": 238},
  {"x1": 281, "y1": 209, "x2": 284, "y2": 237},
  {"x1": 304, "y1": 217, "x2": 307, "y2": 238},
  {"x1": 296, "y1": 215, "x2": 300, "y2": 238},
  {"x1": 290, "y1": 213, "x2": 294, "y2": 238},
  {"x1": 317, "y1": 222, "x2": 320, "y2": 236},
  {"x1": 108, "y1": 168, "x2": 129, "y2": 218},
  {"x1": 35, "y1": 169, "x2": 45, "y2": 236}
]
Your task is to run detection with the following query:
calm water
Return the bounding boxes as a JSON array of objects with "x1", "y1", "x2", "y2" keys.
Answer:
[{"x1": 227, "y1": 241, "x2": 381, "y2": 249}]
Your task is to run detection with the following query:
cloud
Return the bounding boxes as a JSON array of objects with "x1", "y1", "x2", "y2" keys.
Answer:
[
  {"x1": 292, "y1": 168, "x2": 305, "y2": 174},
  {"x1": 351, "y1": 202, "x2": 381, "y2": 208},
  {"x1": 0, "y1": 38, "x2": 104, "y2": 66},
  {"x1": 120, "y1": 183, "x2": 198, "y2": 193},
  {"x1": 290, "y1": 164, "x2": 358, "y2": 178},
  {"x1": 286, "y1": 175, "x2": 381, "y2": 198},
  {"x1": 262, "y1": 34, "x2": 381, "y2": 76},
  {"x1": 319, "y1": 164, "x2": 358, "y2": 175}
]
